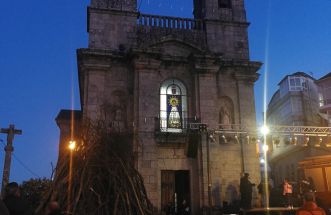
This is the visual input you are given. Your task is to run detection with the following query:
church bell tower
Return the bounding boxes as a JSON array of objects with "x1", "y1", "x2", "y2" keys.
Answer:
[
  {"x1": 194, "y1": 0, "x2": 249, "y2": 59},
  {"x1": 88, "y1": 0, "x2": 138, "y2": 50}
]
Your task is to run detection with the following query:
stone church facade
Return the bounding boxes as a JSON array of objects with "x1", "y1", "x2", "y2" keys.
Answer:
[{"x1": 57, "y1": 0, "x2": 262, "y2": 213}]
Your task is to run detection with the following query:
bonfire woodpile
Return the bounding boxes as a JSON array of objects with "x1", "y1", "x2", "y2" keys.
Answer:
[{"x1": 37, "y1": 120, "x2": 154, "y2": 215}]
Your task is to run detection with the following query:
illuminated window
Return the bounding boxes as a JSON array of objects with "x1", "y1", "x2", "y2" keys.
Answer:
[{"x1": 160, "y1": 79, "x2": 187, "y2": 132}]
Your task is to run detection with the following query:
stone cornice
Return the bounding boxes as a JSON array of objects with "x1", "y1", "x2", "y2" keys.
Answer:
[
  {"x1": 132, "y1": 57, "x2": 161, "y2": 71},
  {"x1": 77, "y1": 48, "x2": 127, "y2": 58},
  {"x1": 220, "y1": 60, "x2": 262, "y2": 82},
  {"x1": 88, "y1": 7, "x2": 138, "y2": 17},
  {"x1": 189, "y1": 54, "x2": 221, "y2": 74},
  {"x1": 234, "y1": 73, "x2": 260, "y2": 83},
  {"x1": 221, "y1": 60, "x2": 262, "y2": 70},
  {"x1": 77, "y1": 48, "x2": 129, "y2": 66},
  {"x1": 204, "y1": 19, "x2": 250, "y2": 28}
]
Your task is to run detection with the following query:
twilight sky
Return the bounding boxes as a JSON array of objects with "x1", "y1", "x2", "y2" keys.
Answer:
[{"x1": 0, "y1": 0, "x2": 330, "y2": 183}]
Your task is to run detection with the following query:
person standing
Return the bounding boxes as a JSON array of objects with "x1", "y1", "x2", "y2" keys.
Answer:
[
  {"x1": 283, "y1": 178, "x2": 293, "y2": 208},
  {"x1": 240, "y1": 173, "x2": 255, "y2": 209},
  {"x1": 178, "y1": 199, "x2": 190, "y2": 215},
  {"x1": 296, "y1": 193, "x2": 326, "y2": 215},
  {"x1": 45, "y1": 201, "x2": 63, "y2": 215},
  {"x1": 0, "y1": 199, "x2": 9, "y2": 215},
  {"x1": 3, "y1": 182, "x2": 34, "y2": 215}
]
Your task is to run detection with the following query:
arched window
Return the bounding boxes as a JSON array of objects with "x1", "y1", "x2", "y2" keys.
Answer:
[{"x1": 160, "y1": 79, "x2": 187, "y2": 132}]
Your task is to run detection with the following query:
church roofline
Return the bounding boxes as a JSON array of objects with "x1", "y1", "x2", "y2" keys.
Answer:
[{"x1": 56, "y1": 109, "x2": 82, "y2": 123}]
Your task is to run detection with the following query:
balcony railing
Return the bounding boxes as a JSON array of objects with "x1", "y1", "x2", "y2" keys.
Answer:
[
  {"x1": 137, "y1": 13, "x2": 204, "y2": 30},
  {"x1": 135, "y1": 14, "x2": 207, "y2": 49},
  {"x1": 155, "y1": 117, "x2": 201, "y2": 133}
]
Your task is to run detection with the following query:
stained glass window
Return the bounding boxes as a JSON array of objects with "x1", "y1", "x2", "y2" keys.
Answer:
[{"x1": 160, "y1": 79, "x2": 187, "y2": 132}]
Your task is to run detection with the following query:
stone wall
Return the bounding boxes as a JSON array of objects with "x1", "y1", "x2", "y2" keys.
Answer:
[{"x1": 88, "y1": 8, "x2": 137, "y2": 50}]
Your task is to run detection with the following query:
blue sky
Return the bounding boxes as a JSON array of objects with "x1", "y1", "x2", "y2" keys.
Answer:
[{"x1": 0, "y1": 0, "x2": 330, "y2": 183}]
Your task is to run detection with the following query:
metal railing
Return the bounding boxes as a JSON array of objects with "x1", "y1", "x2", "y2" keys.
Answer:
[{"x1": 155, "y1": 117, "x2": 200, "y2": 133}]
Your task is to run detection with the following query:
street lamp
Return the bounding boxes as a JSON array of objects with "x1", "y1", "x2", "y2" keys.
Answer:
[
  {"x1": 68, "y1": 140, "x2": 76, "y2": 151},
  {"x1": 260, "y1": 125, "x2": 270, "y2": 136}
]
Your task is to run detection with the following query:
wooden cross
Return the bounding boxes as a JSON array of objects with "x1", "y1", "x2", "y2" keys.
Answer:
[{"x1": 0, "y1": 124, "x2": 22, "y2": 195}]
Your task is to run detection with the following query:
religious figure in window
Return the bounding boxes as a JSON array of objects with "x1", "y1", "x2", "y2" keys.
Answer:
[
  {"x1": 160, "y1": 79, "x2": 187, "y2": 132},
  {"x1": 167, "y1": 95, "x2": 182, "y2": 128}
]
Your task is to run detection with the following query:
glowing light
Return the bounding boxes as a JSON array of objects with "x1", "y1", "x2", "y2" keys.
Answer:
[
  {"x1": 261, "y1": 126, "x2": 270, "y2": 135},
  {"x1": 315, "y1": 137, "x2": 322, "y2": 147},
  {"x1": 220, "y1": 135, "x2": 227, "y2": 144},
  {"x1": 262, "y1": 144, "x2": 269, "y2": 152},
  {"x1": 303, "y1": 137, "x2": 310, "y2": 147},
  {"x1": 68, "y1": 140, "x2": 76, "y2": 150}
]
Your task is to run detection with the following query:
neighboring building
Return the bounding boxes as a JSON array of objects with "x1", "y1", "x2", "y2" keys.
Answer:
[
  {"x1": 316, "y1": 72, "x2": 331, "y2": 126},
  {"x1": 267, "y1": 72, "x2": 330, "y2": 186},
  {"x1": 56, "y1": 0, "x2": 262, "y2": 213},
  {"x1": 267, "y1": 72, "x2": 320, "y2": 126}
]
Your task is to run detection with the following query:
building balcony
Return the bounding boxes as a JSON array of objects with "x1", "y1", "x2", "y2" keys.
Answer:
[{"x1": 154, "y1": 117, "x2": 201, "y2": 144}]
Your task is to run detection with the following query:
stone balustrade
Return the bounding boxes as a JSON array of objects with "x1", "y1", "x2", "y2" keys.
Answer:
[
  {"x1": 137, "y1": 13, "x2": 204, "y2": 31},
  {"x1": 135, "y1": 13, "x2": 206, "y2": 49}
]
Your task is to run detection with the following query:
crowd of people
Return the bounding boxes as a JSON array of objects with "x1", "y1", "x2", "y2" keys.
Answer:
[
  {"x1": 1, "y1": 176, "x2": 328, "y2": 215},
  {"x1": 239, "y1": 173, "x2": 328, "y2": 215},
  {"x1": 0, "y1": 181, "x2": 62, "y2": 215}
]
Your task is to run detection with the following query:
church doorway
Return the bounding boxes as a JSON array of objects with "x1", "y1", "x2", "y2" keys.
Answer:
[{"x1": 161, "y1": 170, "x2": 190, "y2": 213}]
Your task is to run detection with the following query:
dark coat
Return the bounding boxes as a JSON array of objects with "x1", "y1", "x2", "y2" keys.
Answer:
[
  {"x1": 0, "y1": 199, "x2": 9, "y2": 215},
  {"x1": 47, "y1": 209, "x2": 63, "y2": 215},
  {"x1": 3, "y1": 195, "x2": 34, "y2": 215},
  {"x1": 240, "y1": 176, "x2": 255, "y2": 209}
]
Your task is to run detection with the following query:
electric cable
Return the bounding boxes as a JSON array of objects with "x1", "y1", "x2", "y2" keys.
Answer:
[{"x1": 0, "y1": 140, "x2": 40, "y2": 178}]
